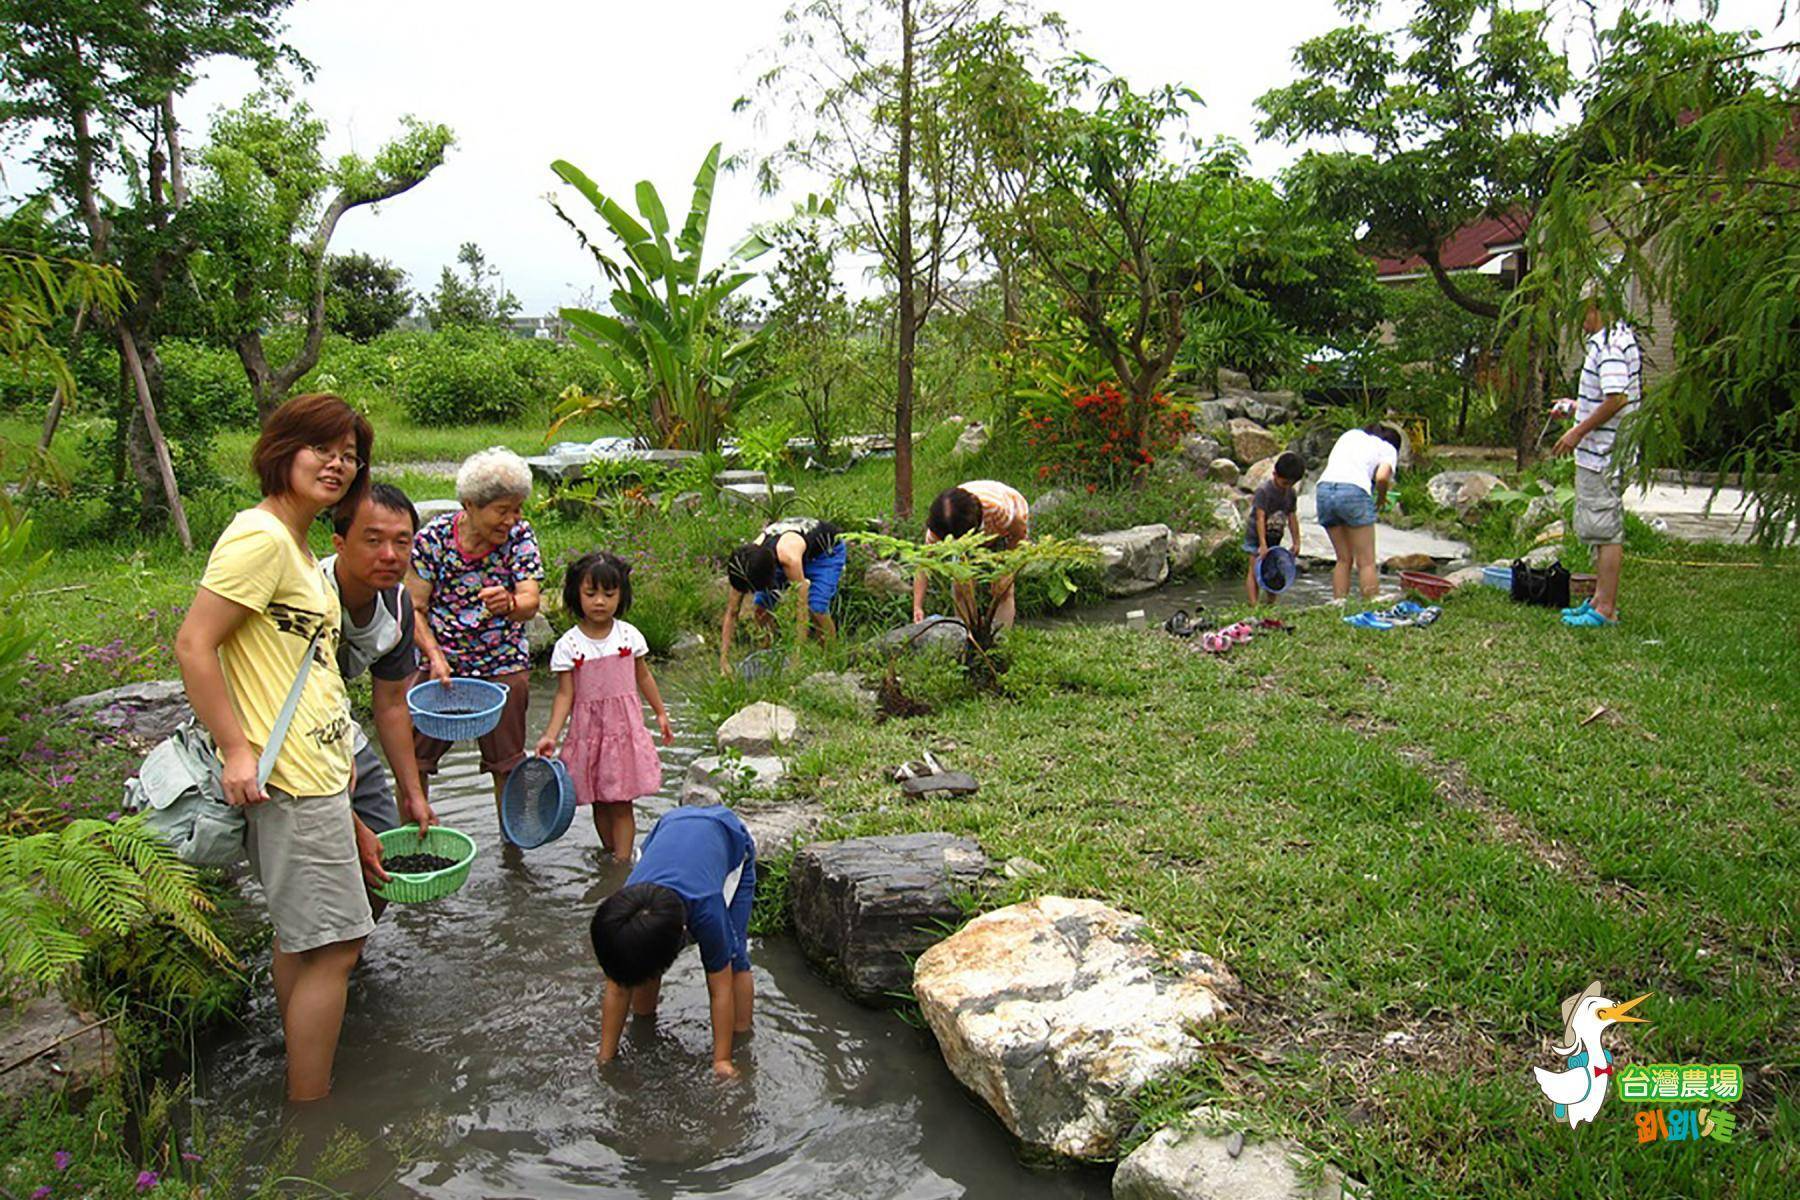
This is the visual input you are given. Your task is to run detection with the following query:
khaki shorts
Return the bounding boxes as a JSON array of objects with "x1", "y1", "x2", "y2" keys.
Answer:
[
  {"x1": 1574, "y1": 466, "x2": 1626, "y2": 547},
  {"x1": 412, "y1": 669, "x2": 532, "y2": 778},
  {"x1": 244, "y1": 786, "x2": 374, "y2": 954}
]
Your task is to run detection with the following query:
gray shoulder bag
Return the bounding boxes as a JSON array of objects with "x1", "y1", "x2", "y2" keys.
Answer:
[{"x1": 129, "y1": 627, "x2": 325, "y2": 866}]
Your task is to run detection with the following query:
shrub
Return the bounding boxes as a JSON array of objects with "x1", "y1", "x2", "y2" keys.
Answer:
[
  {"x1": 396, "y1": 328, "x2": 534, "y2": 424},
  {"x1": 1017, "y1": 383, "x2": 1192, "y2": 487}
]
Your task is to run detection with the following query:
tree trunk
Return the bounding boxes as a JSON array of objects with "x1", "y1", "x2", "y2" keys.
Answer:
[
  {"x1": 893, "y1": 0, "x2": 917, "y2": 522},
  {"x1": 117, "y1": 325, "x2": 193, "y2": 551},
  {"x1": 38, "y1": 304, "x2": 92, "y2": 453},
  {"x1": 1516, "y1": 329, "x2": 1545, "y2": 472}
]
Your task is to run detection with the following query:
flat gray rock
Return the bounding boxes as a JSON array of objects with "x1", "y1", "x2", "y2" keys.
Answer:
[
  {"x1": 901, "y1": 771, "x2": 979, "y2": 797},
  {"x1": 791, "y1": 832, "x2": 989, "y2": 1005},
  {"x1": 56, "y1": 680, "x2": 191, "y2": 745}
]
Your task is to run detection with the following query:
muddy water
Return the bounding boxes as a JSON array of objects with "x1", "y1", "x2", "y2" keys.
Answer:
[
  {"x1": 1042, "y1": 569, "x2": 1403, "y2": 630},
  {"x1": 197, "y1": 679, "x2": 1109, "y2": 1199}
]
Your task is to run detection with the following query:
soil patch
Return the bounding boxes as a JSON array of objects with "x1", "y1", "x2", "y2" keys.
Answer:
[{"x1": 385, "y1": 853, "x2": 458, "y2": 874}]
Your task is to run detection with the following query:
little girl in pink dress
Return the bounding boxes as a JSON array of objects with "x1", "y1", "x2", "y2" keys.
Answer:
[{"x1": 536, "y1": 553, "x2": 673, "y2": 861}]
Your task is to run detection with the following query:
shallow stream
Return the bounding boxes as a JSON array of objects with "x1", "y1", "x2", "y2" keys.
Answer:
[{"x1": 196, "y1": 680, "x2": 1108, "y2": 1199}]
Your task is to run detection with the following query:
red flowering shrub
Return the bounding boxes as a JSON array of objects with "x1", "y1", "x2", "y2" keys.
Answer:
[{"x1": 1017, "y1": 382, "x2": 1192, "y2": 487}]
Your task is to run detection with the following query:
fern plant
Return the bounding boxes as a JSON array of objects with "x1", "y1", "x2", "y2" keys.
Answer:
[{"x1": 0, "y1": 816, "x2": 236, "y2": 994}]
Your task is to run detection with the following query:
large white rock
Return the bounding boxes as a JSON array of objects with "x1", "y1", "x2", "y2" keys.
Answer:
[
  {"x1": 1207, "y1": 458, "x2": 1240, "y2": 487},
  {"x1": 721, "y1": 482, "x2": 797, "y2": 507},
  {"x1": 1114, "y1": 1121, "x2": 1360, "y2": 1200},
  {"x1": 1227, "y1": 418, "x2": 1279, "y2": 466},
  {"x1": 715, "y1": 701, "x2": 798, "y2": 755},
  {"x1": 1079, "y1": 525, "x2": 1173, "y2": 596},
  {"x1": 1241, "y1": 456, "x2": 1278, "y2": 494},
  {"x1": 414, "y1": 498, "x2": 462, "y2": 524},
  {"x1": 913, "y1": 896, "x2": 1238, "y2": 1162}
]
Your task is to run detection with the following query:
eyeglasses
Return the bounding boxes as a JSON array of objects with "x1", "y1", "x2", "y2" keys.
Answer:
[{"x1": 307, "y1": 445, "x2": 361, "y2": 470}]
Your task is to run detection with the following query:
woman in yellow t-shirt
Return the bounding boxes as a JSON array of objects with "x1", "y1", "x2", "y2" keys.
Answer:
[{"x1": 174, "y1": 393, "x2": 373, "y2": 1103}]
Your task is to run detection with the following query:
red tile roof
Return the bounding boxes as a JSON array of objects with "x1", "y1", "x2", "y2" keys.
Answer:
[{"x1": 1371, "y1": 211, "x2": 1531, "y2": 278}]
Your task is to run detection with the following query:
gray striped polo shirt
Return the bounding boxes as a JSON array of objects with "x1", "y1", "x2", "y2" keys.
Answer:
[{"x1": 1575, "y1": 324, "x2": 1642, "y2": 474}]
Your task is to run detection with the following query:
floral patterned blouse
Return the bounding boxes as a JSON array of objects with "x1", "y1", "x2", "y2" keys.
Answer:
[{"x1": 411, "y1": 511, "x2": 545, "y2": 678}]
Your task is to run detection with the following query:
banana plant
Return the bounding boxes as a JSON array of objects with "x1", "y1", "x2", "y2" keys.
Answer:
[{"x1": 549, "y1": 144, "x2": 772, "y2": 452}]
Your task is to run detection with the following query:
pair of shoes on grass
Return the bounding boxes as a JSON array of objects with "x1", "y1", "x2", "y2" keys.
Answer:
[
  {"x1": 1163, "y1": 608, "x2": 1214, "y2": 638},
  {"x1": 1561, "y1": 600, "x2": 1618, "y2": 628}
]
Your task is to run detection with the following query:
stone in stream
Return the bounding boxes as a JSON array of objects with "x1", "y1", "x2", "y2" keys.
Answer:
[
  {"x1": 679, "y1": 754, "x2": 786, "y2": 806},
  {"x1": 790, "y1": 833, "x2": 989, "y2": 1005},
  {"x1": 56, "y1": 679, "x2": 191, "y2": 747},
  {"x1": 1168, "y1": 532, "x2": 1205, "y2": 575},
  {"x1": 1382, "y1": 552, "x2": 1439, "y2": 574},
  {"x1": 1079, "y1": 524, "x2": 1172, "y2": 596},
  {"x1": 1113, "y1": 1119, "x2": 1361, "y2": 1200},
  {"x1": 715, "y1": 701, "x2": 799, "y2": 755},
  {"x1": 1227, "y1": 418, "x2": 1280, "y2": 466},
  {"x1": 912, "y1": 896, "x2": 1239, "y2": 1162}
]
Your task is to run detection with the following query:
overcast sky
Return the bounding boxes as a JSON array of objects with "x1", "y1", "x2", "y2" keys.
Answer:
[{"x1": 20, "y1": 0, "x2": 1790, "y2": 315}]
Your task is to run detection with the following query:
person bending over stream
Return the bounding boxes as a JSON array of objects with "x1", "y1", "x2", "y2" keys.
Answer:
[
  {"x1": 913, "y1": 480, "x2": 1030, "y2": 632},
  {"x1": 719, "y1": 516, "x2": 844, "y2": 675},
  {"x1": 591, "y1": 805, "x2": 757, "y2": 1079}
]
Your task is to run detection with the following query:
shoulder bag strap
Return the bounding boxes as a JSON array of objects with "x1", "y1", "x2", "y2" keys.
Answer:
[{"x1": 256, "y1": 625, "x2": 325, "y2": 789}]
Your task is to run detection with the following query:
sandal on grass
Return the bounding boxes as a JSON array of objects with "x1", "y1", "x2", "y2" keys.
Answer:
[
  {"x1": 1562, "y1": 608, "x2": 1618, "y2": 628},
  {"x1": 1256, "y1": 617, "x2": 1295, "y2": 632},
  {"x1": 1220, "y1": 621, "x2": 1255, "y2": 644},
  {"x1": 1344, "y1": 611, "x2": 1395, "y2": 630},
  {"x1": 1163, "y1": 609, "x2": 1198, "y2": 638},
  {"x1": 1414, "y1": 605, "x2": 1442, "y2": 626},
  {"x1": 1199, "y1": 631, "x2": 1232, "y2": 654},
  {"x1": 1562, "y1": 598, "x2": 1594, "y2": 618}
]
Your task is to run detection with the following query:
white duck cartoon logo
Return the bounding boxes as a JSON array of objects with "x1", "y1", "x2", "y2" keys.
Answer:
[{"x1": 1533, "y1": 981, "x2": 1651, "y2": 1127}]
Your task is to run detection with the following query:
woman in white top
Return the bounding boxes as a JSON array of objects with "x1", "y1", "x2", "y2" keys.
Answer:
[{"x1": 1313, "y1": 423, "x2": 1404, "y2": 601}]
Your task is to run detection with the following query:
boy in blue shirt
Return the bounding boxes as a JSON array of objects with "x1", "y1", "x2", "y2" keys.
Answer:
[{"x1": 590, "y1": 805, "x2": 756, "y2": 1078}]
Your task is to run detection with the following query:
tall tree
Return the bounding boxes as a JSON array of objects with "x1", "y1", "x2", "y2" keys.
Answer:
[
  {"x1": 325, "y1": 252, "x2": 414, "y2": 343},
  {"x1": 1257, "y1": 0, "x2": 1572, "y2": 465},
  {"x1": 424, "y1": 242, "x2": 520, "y2": 331},
  {"x1": 751, "y1": 0, "x2": 1006, "y2": 519},
  {"x1": 0, "y1": 0, "x2": 304, "y2": 547},
  {"x1": 192, "y1": 94, "x2": 451, "y2": 418},
  {"x1": 1509, "y1": 9, "x2": 1799, "y2": 545}
]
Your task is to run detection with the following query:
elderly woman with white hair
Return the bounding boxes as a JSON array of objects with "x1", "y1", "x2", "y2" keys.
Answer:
[{"x1": 406, "y1": 448, "x2": 545, "y2": 827}]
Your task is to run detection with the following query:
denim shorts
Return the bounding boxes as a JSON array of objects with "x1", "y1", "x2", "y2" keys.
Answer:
[
  {"x1": 1315, "y1": 481, "x2": 1377, "y2": 528},
  {"x1": 754, "y1": 541, "x2": 848, "y2": 615}
]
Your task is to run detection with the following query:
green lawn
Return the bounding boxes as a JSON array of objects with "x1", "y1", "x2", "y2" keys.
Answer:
[{"x1": 733, "y1": 547, "x2": 1796, "y2": 1197}]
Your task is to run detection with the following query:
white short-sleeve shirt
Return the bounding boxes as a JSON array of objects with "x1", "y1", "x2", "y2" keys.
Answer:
[
  {"x1": 1575, "y1": 324, "x2": 1642, "y2": 474},
  {"x1": 1317, "y1": 430, "x2": 1400, "y2": 495},
  {"x1": 550, "y1": 620, "x2": 649, "y2": 672}
]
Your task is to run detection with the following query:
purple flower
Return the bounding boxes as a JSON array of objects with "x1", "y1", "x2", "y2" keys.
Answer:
[
  {"x1": 32, "y1": 1187, "x2": 51, "y2": 1200},
  {"x1": 53, "y1": 1150, "x2": 71, "y2": 1170},
  {"x1": 106, "y1": 812, "x2": 122, "y2": 823},
  {"x1": 136, "y1": 1169, "x2": 159, "y2": 1191},
  {"x1": 180, "y1": 1152, "x2": 203, "y2": 1164}
]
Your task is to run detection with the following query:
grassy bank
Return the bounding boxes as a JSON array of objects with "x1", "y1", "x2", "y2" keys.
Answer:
[{"x1": 726, "y1": 544, "x2": 1796, "y2": 1197}]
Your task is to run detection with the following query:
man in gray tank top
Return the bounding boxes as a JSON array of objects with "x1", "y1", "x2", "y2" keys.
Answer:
[{"x1": 321, "y1": 483, "x2": 436, "y2": 918}]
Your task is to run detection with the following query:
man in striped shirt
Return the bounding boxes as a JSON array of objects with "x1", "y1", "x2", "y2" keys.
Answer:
[{"x1": 1551, "y1": 287, "x2": 1641, "y2": 627}]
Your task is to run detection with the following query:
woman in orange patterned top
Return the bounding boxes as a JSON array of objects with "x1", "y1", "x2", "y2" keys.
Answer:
[{"x1": 912, "y1": 480, "x2": 1031, "y2": 631}]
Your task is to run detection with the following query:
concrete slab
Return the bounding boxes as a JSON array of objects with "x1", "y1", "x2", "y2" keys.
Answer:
[
  {"x1": 1294, "y1": 493, "x2": 1470, "y2": 565},
  {"x1": 1621, "y1": 483, "x2": 1780, "y2": 544}
]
